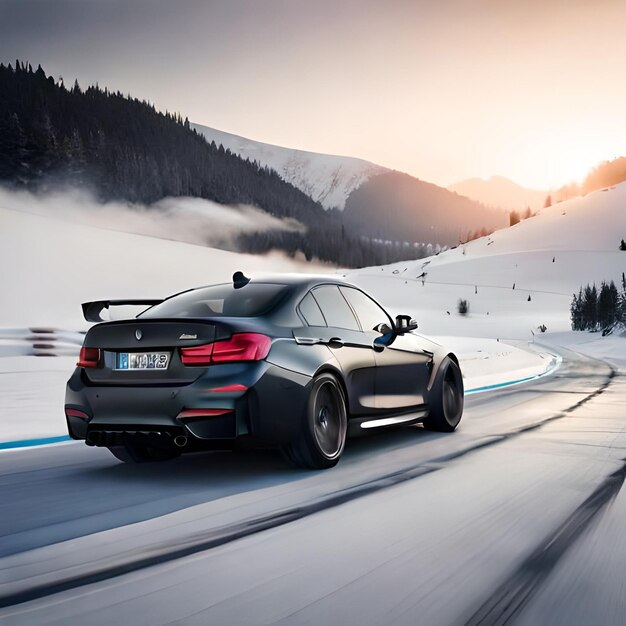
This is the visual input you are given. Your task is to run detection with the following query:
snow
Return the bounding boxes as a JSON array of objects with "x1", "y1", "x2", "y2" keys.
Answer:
[
  {"x1": 0, "y1": 204, "x2": 323, "y2": 329},
  {"x1": 0, "y1": 357, "x2": 74, "y2": 442},
  {"x1": 539, "y1": 330, "x2": 626, "y2": 372},
  {"x1": 347, "y1": 183, "x2": 626, "y2": 340},
  {"x1": 434, "y1": 336, "x2": 560, "y2": 392},
  {"x1": 191, "y1": 123, "x2": 387, "y2": 210}
]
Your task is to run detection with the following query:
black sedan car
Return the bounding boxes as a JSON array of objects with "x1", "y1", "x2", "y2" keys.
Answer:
[{"x1": 65, "y1": 273, "x2": 464, "y2": 469}]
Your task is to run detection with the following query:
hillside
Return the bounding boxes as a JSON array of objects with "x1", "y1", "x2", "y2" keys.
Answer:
[
  {"x1": 0, "y1": 63, "x2": 324, "y2": 221},
  {"x1": 348, "y1": 183, "x2": 626, "y2": 338},
  {"x1": 342, "y1": 171, "x2": 508, "y2": 246},
  {"x1": 192, "y1": 123, "x2": 386, "y2": 210},
  {"x1": 448, "y1": 175, "x2": 548, "y2": 212},
  {"x1": 0, "y1": 61, "x2": 422, "y2": 267},
  {"x1": 0, "y1": 204, "x2": 325, "y2": 328}
]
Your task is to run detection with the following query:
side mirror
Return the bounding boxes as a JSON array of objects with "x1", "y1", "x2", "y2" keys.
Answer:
[
  {"x1": 395, "y1": 314, "x2": 418, "y2": 334},
  {"x1": 373, "y1": 333, "x2": 393, "y2": 352}
]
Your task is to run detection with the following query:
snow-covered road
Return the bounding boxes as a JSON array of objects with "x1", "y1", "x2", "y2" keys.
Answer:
[{"x1": 0, "y1": 340, "x2": 624, "y2": 625}]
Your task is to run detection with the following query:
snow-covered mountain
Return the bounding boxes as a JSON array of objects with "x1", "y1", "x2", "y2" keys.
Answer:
[
  {"x1": 191, "y1": 123, "x2": 387, "y2": 210},
  {"x1": 448, "y1": 175, "x2": 548, "y2": 212},
  {"x1": 192, "y1": 123, "x2": 506, "y2": 245}
]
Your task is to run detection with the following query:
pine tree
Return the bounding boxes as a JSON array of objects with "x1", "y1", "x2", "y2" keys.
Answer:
[
  {"x1": 0, "y1": 112, "x2": 28, "y2": 180},
  {"x1": 609, "y1": 280, "x2": 619, "y2": 325},
  {"x1": 619, "y1": 273, "x2": 626, "y2": 325},
  {"x1": 598, "y1": 282, "x2": 613, "y2": 329},
  {"x1": 571, "y1": 289, "x2": 583, "y2": 330},
  {"x1": 582, "y1": 283, "x2": 598, "y2": 330}
]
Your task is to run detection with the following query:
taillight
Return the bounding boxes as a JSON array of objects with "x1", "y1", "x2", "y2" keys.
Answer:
[
  {"x1": 65, "y1": 408, "x2": 91, "y2": 421},
  {"x1": 180, "y1": 333, "x2": 271, "y2": 366},
  {"x1": 179, "y1": 343, "x2": 214, "y2": 366},
  {"x1": 209, "y1": 384, "x2": 249, "y2": 393},
  {"x1": 212, "y1": 333, "x2": 271, "y2": 362},
  {"x1": 77, "y1": 347, "x2": 100, "y2": 368}
]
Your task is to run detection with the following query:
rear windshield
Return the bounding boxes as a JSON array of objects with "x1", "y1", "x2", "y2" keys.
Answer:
[{"x1": 139, "y1": 283, "x2": 289, "y2": 319}]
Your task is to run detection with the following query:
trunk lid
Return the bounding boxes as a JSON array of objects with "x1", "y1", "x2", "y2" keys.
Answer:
[{"x1": 82, "y1": 319, "x2": 223, "y2": 385}]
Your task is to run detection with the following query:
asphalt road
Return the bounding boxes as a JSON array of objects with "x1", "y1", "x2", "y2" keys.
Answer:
[{"x1": 0, "y1": 344, "x2": 624, "y2": 625}]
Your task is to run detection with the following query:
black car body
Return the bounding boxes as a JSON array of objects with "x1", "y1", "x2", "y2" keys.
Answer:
[{"x1": 65, "y1": 274, "x2": 464, "y2": 468}]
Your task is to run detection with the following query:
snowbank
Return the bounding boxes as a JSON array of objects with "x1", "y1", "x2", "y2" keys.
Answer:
[
  {"x1": 435, "y1": 337, "x2": 560, "y2": 393},
  {"x1": 0, "y1": 357, "x2": 74, "y2": 442}
]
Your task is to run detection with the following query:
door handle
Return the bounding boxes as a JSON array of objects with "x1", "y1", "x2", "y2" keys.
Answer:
[
  {"x1": 294, "y1": 336, "x2": 322, "y2": 345},
  {"x1": 327, "y1": 337, "x2": 344, "y2": 348}
]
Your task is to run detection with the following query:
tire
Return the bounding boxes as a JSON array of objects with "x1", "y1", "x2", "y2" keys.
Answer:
[
  {"x1": 423, "y1": 357, "x2": 464, "y2": 432},
  {"x1": 107, "y1": 437, "x2": 181, "y2": 463},
  {"x1": 282, "y1": 373, "x2": 348, "y2": 469}
]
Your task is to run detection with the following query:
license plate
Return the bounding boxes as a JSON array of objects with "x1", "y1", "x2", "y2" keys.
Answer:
[{"x1": 116, "y1": 352, "x2": 170, "y2": 370}]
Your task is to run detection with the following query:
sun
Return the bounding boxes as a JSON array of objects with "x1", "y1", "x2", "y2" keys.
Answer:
[{"x1": 512, "y1": 132, "x2": 623, "y2": 190}]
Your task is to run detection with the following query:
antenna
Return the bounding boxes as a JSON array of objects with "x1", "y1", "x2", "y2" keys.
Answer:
[{"x1": 233, "y1": 271, "x2": 250, "y2": 289}]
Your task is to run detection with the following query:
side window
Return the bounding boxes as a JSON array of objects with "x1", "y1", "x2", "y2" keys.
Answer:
[
  {"x1": 299, "y1": 292, "x2": 326, "y2": 327},
  {"x1": 311, "y1": 286, "x2": 360, "y2": 331},
  {"x1": 339, "y1": 287, "x2": 392, "y2": 333}
]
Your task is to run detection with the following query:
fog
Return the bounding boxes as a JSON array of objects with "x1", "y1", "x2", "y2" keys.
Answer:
[{"x1": 0, "y1": 186, "x2": 303, "y2": 250}]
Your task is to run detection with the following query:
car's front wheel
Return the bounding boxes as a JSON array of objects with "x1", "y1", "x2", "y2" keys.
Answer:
[
  {"x1": 423, "y1": 356, "x2": 464, "y2": 432},
  {"x1": 283, "y1": 372, "x2": 347, "y2": 469}
]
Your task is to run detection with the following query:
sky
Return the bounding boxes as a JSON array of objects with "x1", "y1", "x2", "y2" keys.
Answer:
[{"x1": 1, "y1": 0, "x2": 625, "y2": 190}]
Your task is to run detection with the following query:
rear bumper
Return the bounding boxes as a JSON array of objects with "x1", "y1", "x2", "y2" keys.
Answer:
[{"x1": 65, "y1": 360, "x2": 312, "y2": 447}]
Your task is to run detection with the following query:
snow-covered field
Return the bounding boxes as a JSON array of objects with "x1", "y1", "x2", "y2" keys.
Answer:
[
  {"x1": 0, "y1": 203, "x2": 322, "y2": 329},
  {"x1": 348, "y1": 183, "x2": 626, "y2": 339},
  {"x1": 1, "y1": 182, "x2": 624, "y2": 444}
]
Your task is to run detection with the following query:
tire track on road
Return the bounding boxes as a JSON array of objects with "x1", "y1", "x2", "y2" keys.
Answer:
[{"x1": 465, "y1": 459, "x2": 626, "y2": 626}]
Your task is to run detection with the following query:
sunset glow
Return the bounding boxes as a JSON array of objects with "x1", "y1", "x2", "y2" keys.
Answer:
[{"x1": 1, "y1": 0, "x2": 625, "y2": 190}]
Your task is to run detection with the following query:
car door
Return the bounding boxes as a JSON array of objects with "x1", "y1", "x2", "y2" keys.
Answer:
[
  {"x1": 339, "y1": 287, "x2": 431, "y2": 412},
  {"x1": 295, "y1": 286, "x2": 377, "y2": 415}
]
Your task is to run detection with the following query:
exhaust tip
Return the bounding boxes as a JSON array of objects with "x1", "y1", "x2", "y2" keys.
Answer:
[
  {"x1": 86, "y1": 431, "x2": 101, "y2": 446},
  {"x1": 174, "y1": 435, "x2": 188, "y2": 448}
]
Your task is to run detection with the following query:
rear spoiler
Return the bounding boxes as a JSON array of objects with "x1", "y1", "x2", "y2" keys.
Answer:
[{"x1": 81, "y1": 299, "x2": 164, "y2": 323}]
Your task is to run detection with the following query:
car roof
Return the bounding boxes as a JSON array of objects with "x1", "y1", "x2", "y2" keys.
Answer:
[
  {"x1": 246, "y1": 273, "x2": 357, "y2": 289},
  {"x1": 186, "y1": 273, "x2": 359, "y2": 293}
]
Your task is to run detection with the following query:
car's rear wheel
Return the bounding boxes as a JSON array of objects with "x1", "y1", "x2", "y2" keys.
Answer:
[
  {"x1": 423, "y1": 357, "x2": 464, "y2": 432},
  {"x1": 107, "y1": 439, "x2": 181, "y2": 463},
  {"x1": 283, "y1": 372, "x2": 347, "y2": 469}
]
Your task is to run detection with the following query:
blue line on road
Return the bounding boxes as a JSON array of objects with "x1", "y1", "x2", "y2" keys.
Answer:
[
  {"x1": 465, "y1": 356, "x2": 561, "y2": 395},
  {"x1": 465, "y1": 374, "x2": 538, "y2": 394},
  {"x1": 0, "y1": 435, "x2": 71, "y2": 450}
]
